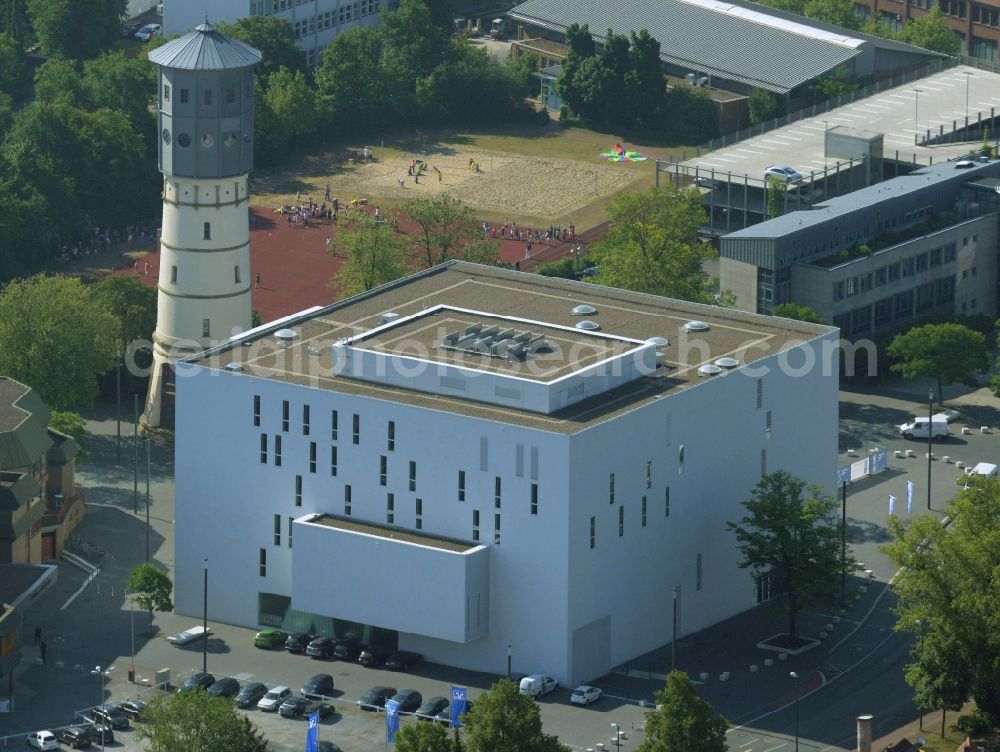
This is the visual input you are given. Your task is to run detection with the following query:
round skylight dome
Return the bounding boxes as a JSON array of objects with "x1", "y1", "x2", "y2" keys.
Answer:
[
  {"x1": 645, "y1": 336, "x2": 669, "y2": 346},
  {"x1": 714, "y1": 357, "x2": 739, "y2": 368},
  {"x1": 698, "y1": 364, "x2": 722, "y2": 376},
  {"x1": 576, "y1": 320, "x2": 601, "y2": 331},
  {"x1": 572, "y1": 304, "x2": 597, "y2": 316},
  {"x1": 684, "y1": 320, "x2": 710, "y2": 332},
  {"x1": 275, "y1": 328, "x2": 298, "y2": 340}
]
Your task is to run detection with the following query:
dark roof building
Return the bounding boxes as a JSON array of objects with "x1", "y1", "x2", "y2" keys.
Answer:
[{"x1": 508, "y1": 0, "x2": 947, "y2": 94}]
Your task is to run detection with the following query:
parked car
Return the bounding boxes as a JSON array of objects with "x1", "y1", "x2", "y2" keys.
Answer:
[
  {"x1": 435, "y1": 700, "x2": 474, "y2": 727},
  {"x1": 207, "y1": 677, "x2": 242, "y2": 699},
  {"x1": 333, "y1": 640, "x2": 362, "y2": 660},
  {"x1": 305, "y1": 700, "x2": 336, "y2": 720},
  {"x1": 121, "y1": 20, "x2": 143, "y2": 37},
  {"x1": 570, "y1": 685, "x2": 603, "y2": 705},
  {"x1": 258, "y1": 686, "x2": 292, "y2": 711},
  {"x1": 416, "y1": 696, "x2": 449, "y2": 721},
  {"x1": 178, "y1": 672, "x2": 216, "y2": 694},
  {"x1": 134, "y1": 23, "x2": 161, "y2": 40},
  {"x1": 301, "y1": 673, "x2": 334, "y2": 699},
  {"x1": 254, "y1": 628, "x2": 287, "y2": 648},
  {"x1": 391, "y1": 689, "x2": 423, "y2": 713},
  {"x1": 55, "y1": 727, "x2": 92, "y2": 749},
  {"x1": 279, "y1": 696, "x2": 311, "y2": 719},
  {"x1": 385, "y1": 650, "x2": 423, "y2": 671},
  {"x1": 306, "y1": 637, "x2": 338, "y2": 659},
  {"x1": 357, "y1": 686, "x2": 396, "y2": 711},
  {"x1": 285, "y1": 632, "x2": 316, "y2": 653},
  {"x1": 764, "y1": 164, "x2": 804, "y2": 183},
  {"x1": 358, "y1": 647, "x2": 390, "y2": 668},
  {"x1": 518, "y1": 674, "x2": 558, "y2": 697},
  {"x1": 84, "y1": 725, "x2": 114, "y2": 745},
  {"x1": 116, "y1": 699, "x2": 146, "y2": 721},
  {"x1": 89, "y1": 704, "x2": 130, "y2": 729},
  {"x1": 235, "y1": 681, "x2": 269, "y2": 709},
  {"x1": 898, "y1": 417, "x2": 949, "y2": 440},
  {"x1": 26, "y1": 731, "x2": 59, "y2": 750},
  {"x1": 317, "y1": 743, "x2": 344, "y2": 752}
]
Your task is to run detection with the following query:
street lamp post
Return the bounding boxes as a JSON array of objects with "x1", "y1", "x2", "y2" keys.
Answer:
[
  {"x1": 914, "y1": 88, "x2": 921, "y2": 145},
  {"x1": 90, "y1": 665, "x2": 115, "y2": 752},
  {"x1": 790, "y1": 671, "x2": 801, "y2": 752},
  {"x1": 611, "y1": 723, "x2": 622, "y2": 748},
  {"x1": 145, "y1": 435, "x2": 151, "y2": 562},
  {"x1": 507, "y1": 643, "x2": 511, "y2": 680},
  {"x1": 927, "y1": 390, "x2": 933, "y2": 511},
  {"x1": 840, "y1": 481, "x2": 847, "y2": 605},
  {"x1": 671, "y1": 586, "x2": 678, "y2": 671},
  {"x1": 132, "y1": 393, "x2": 138, "y2": 514},
  {"x1": 965, "y1": 71, "x2": 974, "y2": 125},
  {"x1": 202, "y1": 559, "x2": 209, "y2": 674}
]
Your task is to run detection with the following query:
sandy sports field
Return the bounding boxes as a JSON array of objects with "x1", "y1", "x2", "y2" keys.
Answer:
[{"x1": 254, "y1": 139, "x2": 652, "y2": 227}]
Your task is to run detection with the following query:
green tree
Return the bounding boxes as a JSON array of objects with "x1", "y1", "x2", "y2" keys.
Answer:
[
  {"x1": 216, "y1": 16, "x2": 305, "y2": 80},
  {"x1": 748, "y1": 88, "x2": 784, "y2": 125},
  {"x1": 329, "y1": 214, "x2": 411, "y2": 295},
  {"x1": 26, "y1": 0, "x2": 125, "y2": 59},
  {"x1": 255, "y1": 66, "x2": 319, "y2": 161},
  {"x1": 0, "y1": 275, "x2": 118, "y2": 409},
  {"x1": 885, "y1": 481, "x2": 1000, "y2": 721},
  {"x1": 395, "y1": 720, "x2": 453, "y2": 752},
  {"x1": 765, "y1": 176, "x2": 786, "y2": 219},
  {"x1": 897, "y1": 7, "x2": 962, "y2": 55},
  {"x1": 464, "y1": 678, "x2": 567, "y2": 752},
  {"x1": 590, "y1": 185, "x2": 716, "y2": 303},
  {"x1": 728, "y1": 471, "x2": 851, "y2": 639},
  {"x1": 639, "y1": 671, "x2": 728, "y2": 752},
  {"x1": 81, "y1": 51, "x2": 157, "y2": 147},
  {"x1": 462, "y1": 237, "x2": 502, "y2": 267},
  {"x1": 33, "y1": 59, "x2": 84, "y2": 106},
  {"x1": 91, "y1": 275, "x2": 157, "y2": 352},
  {"x1": 662, "y1": 85, "x2": 716, "y2": 144},
  {"x1": 804, "y1": 0, "x2": 860, "y2": 28},
  {"x1": 381, "y1": 0, "x2": 447, "y2": 81},
  {"x1": 404, "y1": 195, "x2": 479, "y2": 268},
  {"x1": 772, "y1": 303, "x2": 825, "y2": 324},
  {"x1": 625, "y1": 30, "x2": 665, "y2": 132},
  {"x1": 315, "y1": 26, "x2": 393, "y2": 134},
  {"x1": 0, "y1": 0, "x2": 32, "y2": 45},
  {"x1": 555, "y1": 24, "x2": 595, "y2": 119},
  {"x1": 0, "y1": 32, "x2": 26, "y2": 95},
  {"x1": 135, "y1": 690, "x2": 268, "y2": 752},
  {"x1": 887, "y1": 322, "x2": 989, "y2": 405},
  {"x1": 49, "y1": 411, "x2": 88, "y2": 459},
  {"x1": 127, "y1": 562, "x2": 173, "y2": 630},
  {"x1": 0, "y1": 156, "x2": 47, "y2": 278}
]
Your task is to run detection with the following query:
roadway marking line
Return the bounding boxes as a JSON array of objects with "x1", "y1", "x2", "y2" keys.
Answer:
[
  {"x1": 740, "y1": 738, "x2": 761, "y2": 747},
  {"x1": 61, "y1": 569, "x2": 101, "y2": 610},
  {"x1": 762, "y1": 744, "x2": 788, "y2": 752}
]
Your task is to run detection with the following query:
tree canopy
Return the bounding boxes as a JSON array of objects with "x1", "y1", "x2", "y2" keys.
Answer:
[
  {"x1": 896, "y1": 7, "x2": 962, "y2": 55},
  {"x1": 91, "y1": 275, "x2": 157, "y2": 353},
  {"x1": 886, "y1": 478, "x2": 1000, "y2": 722},
  {"x1": 404, "y1": 195, "x2": 479, "y2": 268},
  {"x1": 127, "y1": 562, "x2": 173, "y2": 614},
  {"x1": 217, "y1": 16, "x2": 306, "y2": 80},
  {"x1": 395, "y1": 720, "x2": 454, "y2": 752},
  {"x1": 463, "y1": 678, "x2": 567, "y2": 752},
  {"x1": 728, "y1": 471, "x2": 851, "y2": 638},
  {"x1": 135, "y1": 689, "x2": 268, "y2": 752},
  {"x1": 887, "y1": 322, "x2": 990, "y2": 404},
  {"x1": 0, "y1": 275, "x2": 118, "y2": 409},
  {"x1": 328, "y1": 214, "x2": 411, "y2": 296},
  {"x1": 26, "y1": 0, "x2": 125, "y2": 59},
  {"x1": 772, "y1": 303, "x2": 825, "y2": 324},
  {"x1": 590, "y1": 185, "x2": 716, "y2": 303},
  {"x1": 49, "y1": 411, "x2": 88, "y2": 459},
  {"x1": 639, "y1": 671, "x2": 728, "y2": 752}
]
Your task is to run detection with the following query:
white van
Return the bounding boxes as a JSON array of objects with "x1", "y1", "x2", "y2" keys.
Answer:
[
  {"x1": 518, "y1": 675, "x2": 558, "y2": 697},
  {"x1": 963, "y1": 462, "x2": 998, "y2": 488},
  {"x1": 898, "y1": 417, "x2": 949, "y2": 440}
]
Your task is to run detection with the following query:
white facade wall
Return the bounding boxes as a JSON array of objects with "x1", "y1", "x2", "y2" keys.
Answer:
[{"x1": 174, "y1": 330, "x2": 838, "y2": 685}]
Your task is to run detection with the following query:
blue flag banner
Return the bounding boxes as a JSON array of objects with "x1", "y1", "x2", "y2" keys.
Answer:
[
  {"x1": 870, "y1": 448, "x2": 889, "y2": 473},
  {"x1": 386, "y1": 699, "x2": 400, "y2": 744},
  {"x1": 907, "y1": 481, "x2": 914, "y2": 515},
  {"x1": 889, "y1": 495, "x2": 896, "y2": 515},
  {"x1": 305, "y1": 712, "x2": 318, "y2": 752},
  {"x1": 837, "y1": 464, "x2": 851, "y2": 485},
  {"x1": 451, "y1": 686, "x2": 468, "y2": 728}
]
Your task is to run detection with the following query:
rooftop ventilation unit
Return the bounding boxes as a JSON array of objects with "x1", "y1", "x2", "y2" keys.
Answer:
[
  {"x1": 684, "y1": 321, "x2": 710, "y2": 332},
  {"x1": 275, "y1": 328, "x2": 298, "y2": 341},
  {"x1": 714, "y1": 357, "x2": 739, "y2": 368},
  {"x1": 575, "y1": 320, "x2": 601, "y2": 331},
  {"x1": 571, "y1": 304, "x2": 597, "y2": 316},
  {"x1": 698, "y1": 364, "x2": 722, "y2": 376},
  {"x1": 380, "y1": 312, "x2": 401, "y2": 325},
  {"x1": 441, "y1": 322, "x2": 550, "y2": 361}
]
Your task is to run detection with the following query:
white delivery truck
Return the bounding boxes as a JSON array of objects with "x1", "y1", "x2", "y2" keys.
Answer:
[
  {"x1": 898, "y1": 416, "x2": 949, "y2": 440},
  {"x1": 166, "y1": 625, "x2": 211, "y2": 645}
]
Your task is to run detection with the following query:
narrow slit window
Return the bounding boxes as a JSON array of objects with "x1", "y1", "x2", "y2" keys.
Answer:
[
  {"x1": 171, "y1": 266, "x2": 177, "y2": 284},
  {"x1": 472, "y1": 509, "x2": 480, "y2": 541},
  {"x1": 259, "y1": 548, "x2": 266, "y2": 577},
  {"x1": 589, "y1": 516, "x2": 596, "y2": 549},
  {"x1": 387, "y1": 492, "x2": 394, "y2": 524},
  {"x1": 344, "y1": 484, "x2": 352, "y2": 515},
  {"x1": 202, "y1": 318, "x2": 210, "y2": 337},
  {"x1": 274, "y1": 435, "x2": 282, "y2": 466},
  {"x1": 259, "y1": 433, "x2": 267, "y2": 463},
  {"x1": 309, "y1": 441, "x2": 316, "y2": 473},
  {"x1": 282, "y1": 401, "x2": 289, "y2": 432},
  {"x1": 415, "y1": 498, "x2": 423, "y2": 530},
  {"x1": 294, "y1": 474, "x2": 301, "y2": 506},
  {"x1": 253, "y1": 395, "x2": 260, "y2": 426},
  {"x1": 203, "y1": 222, "x2": 211, "y2": 240},
  {"x1": 610, "y1": 473, "x2": 615, "y2": 504},
  {"x1": 303, "y1": 405, "x2": 311, "y2": 435},
  {"x1": 494, "y1": 513, "x2": 501, "y2": 544},
  {"x1": 641, "y1": 495, "x2": 647, "y2": 527},
  {"x1": 330, "y1": 445, "x2": 337, "y2": 476},
  {"x1": 530, "y1": 483, "x2": 538, "y2": 515},
  {"x1": 273, "y1": 514, "x2": 281, "y2": 546},
  {"x1": 619, "y1": 505, "x2": 624, "y2": 537},
  {"x1": 235, "y1": 265, "x2": 241, "y2": 284},
  {"x1": 353, "y1": 414, "x2": 360, "y2": 444},
  {"x1": 380, "y1": 455, "x2": 387, "y2": 486},
  {"x1": 409, "y1": 461, "x2": 416, "y2": 492},
  {"x1": 387, "y1": 421, "x2": 395, "y2": 451},
  {"x1": 495, "y1": 477, "x2": 502, "y2": 509},
  {"x1": 288, "y1": 516, "x2": 293, "y2": 548},
  {"x1": 331, "y1": 410, "x2": 338, "y2": 441},
  {"x1": 458, "y1": 470, "x2": 466, "y2": 501}
]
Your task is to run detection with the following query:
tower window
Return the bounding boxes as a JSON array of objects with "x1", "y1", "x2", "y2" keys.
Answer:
[
  {"x1": 458, "y1": 470, "x2": 465, "y2": 501},
  {"x1": 253, "y1": 395, "x2": 260, "y2": 426},
  {"x1": 259, "y1": 548, "x2": 266, "y2": 577},
  {"x1": 530, "y1": 483, "x2": 538, "y2": 515},
  {"x1": 344, "y1": 484, "x2": 352, "y2": 515},
  {"x1": 170, "y1": 266, "x2": 177, "y2": 283},
  {"x1": 234, "y1": 265, "x2": 241, "y2": 284},
  {"x1": 472, "y1": 510, "x2": 480, "y2": 541},
  {"x1": 387, "y1": 420, "x2": 395, "y2": 451},
  {"x1": 163, "y1": 83, "x2": 170, "y2": 101},
  {"x1": 225, "y1": 87, "x2": 235, "y2": 104},
  {"x1": 386, "y1": 492, "x2": 394, "y2": 524},
  {"x1": 203, "y1": 89, "x2": 213, "y2": 105},
  {"x1": 203, "y1": 222, "x2": 211, "y2": 240},
  {"x1": 274, "y1": 435, "x2": 282, "y2": 466},
  {"x1": 330, "y1": 445, "x2": 337, "y2": 476},
  {"x1": 180, "y1": 88, "x2": 189, "y2": 104},
  {"x1": 309, "y1": 441, "x2": 316, "y2": 473},
  {"x1": 379, "y1": 455, "x2": 387, "y2": 486},
  {"x1": 294, "y1": 474, "x2": 302, "y2": 506},
  {"x1": 202, "y1": 319, "x2": 210, "y2": 337}
]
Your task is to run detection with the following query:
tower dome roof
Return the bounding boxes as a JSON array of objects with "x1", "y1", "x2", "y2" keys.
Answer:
[{"x1": 148, "y1": 21, "x2": 262, "y2": 71}]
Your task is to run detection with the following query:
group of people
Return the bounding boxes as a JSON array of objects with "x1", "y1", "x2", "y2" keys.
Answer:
[
  {"x1": 58, "y1": 224, "x2": 158, "y2": 264},
  {"x1": 479, "y1": 221, "x2": 576, "y2": 244}
]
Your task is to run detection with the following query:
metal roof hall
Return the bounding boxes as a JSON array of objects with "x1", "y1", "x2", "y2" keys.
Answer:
[{"x1": 148, "y1": 21, "x2": 262, "y2": 71}]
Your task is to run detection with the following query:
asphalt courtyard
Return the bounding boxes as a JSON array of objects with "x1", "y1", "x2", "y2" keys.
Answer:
[{"x1": 4, "y1": 374, "x2": 1000, "y2": 751}]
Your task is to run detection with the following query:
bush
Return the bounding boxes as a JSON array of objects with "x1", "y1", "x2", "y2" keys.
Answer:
[{"x1": 955, "y1": 707, "x2": 992, "y2": 738}]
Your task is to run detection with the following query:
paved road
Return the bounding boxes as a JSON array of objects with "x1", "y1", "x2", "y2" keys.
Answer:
[{"x1": 6, "y1": 378, "x2": 1000, "y2": 750}]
